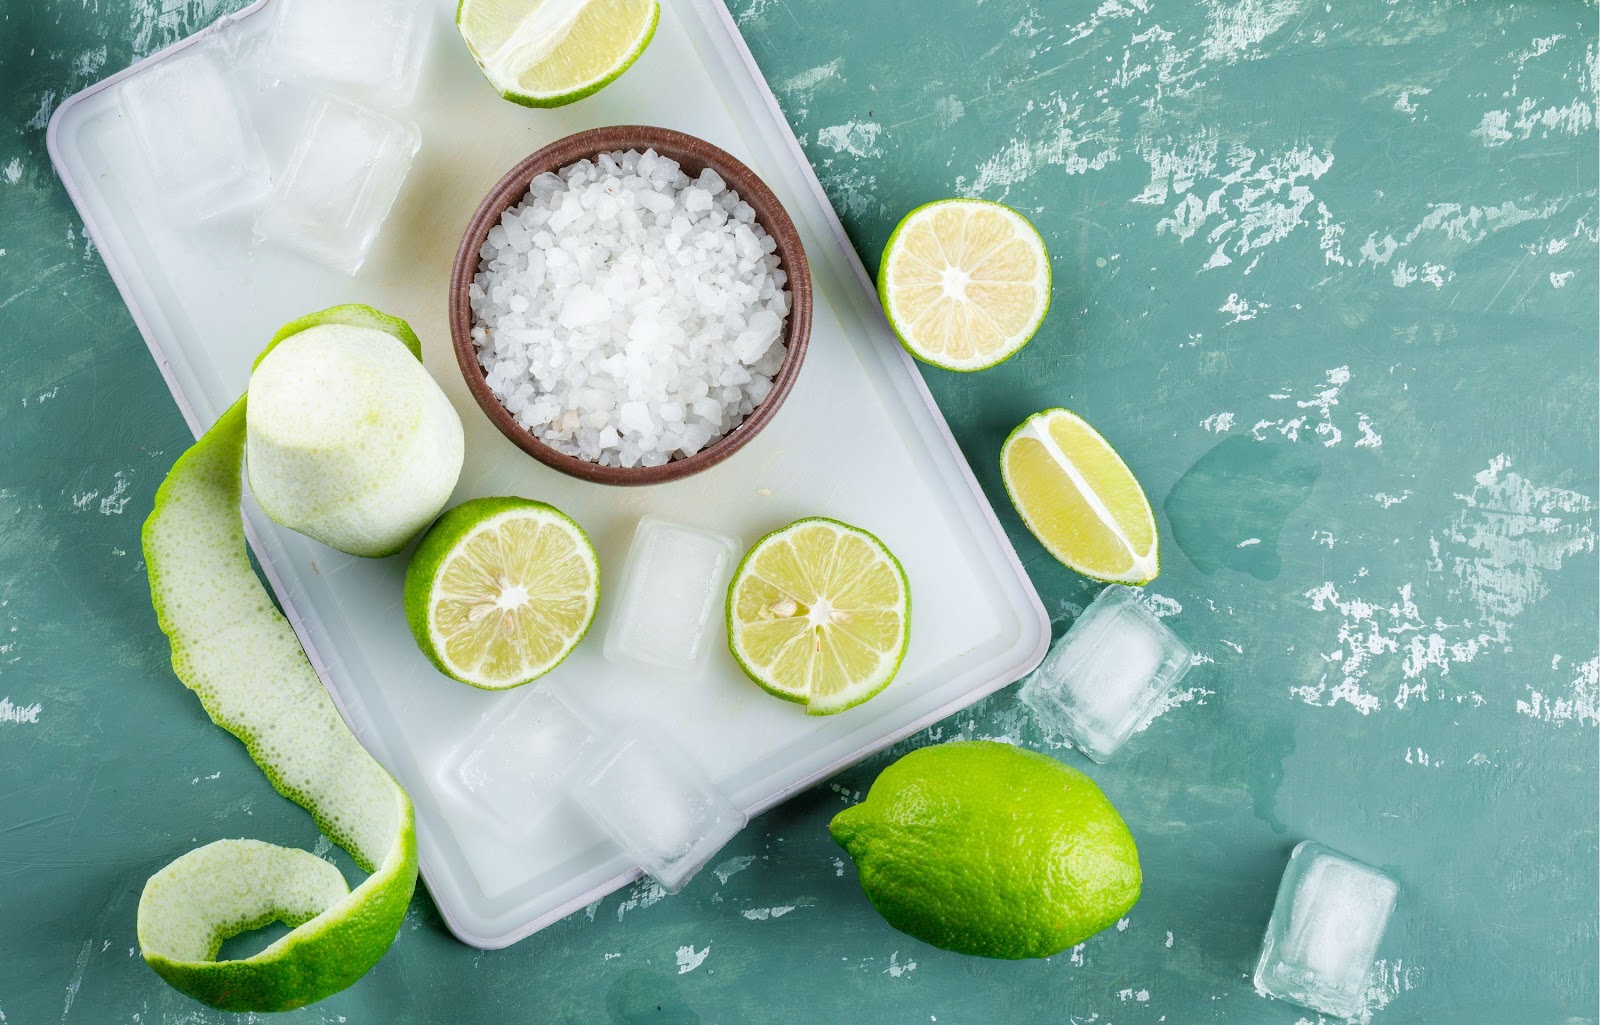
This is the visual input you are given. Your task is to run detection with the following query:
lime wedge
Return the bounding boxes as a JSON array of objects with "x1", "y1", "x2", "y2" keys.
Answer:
[
  {"x1": 1001, "y1": 408, "x2": 1159, "y2": 585},
  {"x1": 137, "y1": 308, "x2": 420, "y2": 1011},
  {"x1": 727, "y1": 517, "x2": 910, "y2": 715},
  {"x1": 878, "y1": 198, "x2": 1051, "y2": 371},
  {"x1": 404, "y1": 496, "x2": 599, "y2": 689},
  {"x1": 456, "y1": 0, "x2": 660, "y2": 108}
]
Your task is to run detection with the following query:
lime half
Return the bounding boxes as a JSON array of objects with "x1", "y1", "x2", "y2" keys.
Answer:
[
  {"x1": 878, "y1": 198, "x2": 1051, "y2": 371},
  {"x1": 456, "y1": 0, "x2": 660, "y2": 108},
  {"x1": 404, "y1": 497, "x2": 599, "y2": 689},
  {"x1": 727, "y1": 517, "x2": 910, "y2": 715},
  {"x1": 1001, "y1": 408, "x2": 1158, "y2": 584}
]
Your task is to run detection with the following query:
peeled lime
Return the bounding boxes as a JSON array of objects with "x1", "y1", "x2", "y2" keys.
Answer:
[
  {"x1": 830, "y1": 740, "x2": 1140, "y2": 959},
  {"x1": 246, "y1": 306, "x2": 463, "y2": 559}
]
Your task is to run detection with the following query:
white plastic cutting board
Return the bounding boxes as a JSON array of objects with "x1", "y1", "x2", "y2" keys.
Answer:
[{"x1": 49, "y1": 0, "x2": 1049, "y2": 948}]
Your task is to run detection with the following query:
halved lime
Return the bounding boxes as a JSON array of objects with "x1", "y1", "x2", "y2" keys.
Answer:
[
  {"x1": 727, "y1": 517, "x2": 910, "y2": 715},
  {"x1": 456, "y1": 0, "x2": 660, "y2": 108},
  {"x1": 1001, "y1": 408, "x2": 1159, "y2": 584},
  {"x1": 878, "y1": 198, "x2": 1051, "y2": 371},
  {"x1": 404, "y1": 497, "x2": 599, "y2": 689}
]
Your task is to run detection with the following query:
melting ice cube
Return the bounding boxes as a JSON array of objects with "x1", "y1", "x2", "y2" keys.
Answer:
[
  {"x1": 604, "y1": 517, "x2": 740, "y2": 671},
  {"x1": 440, "y1": 687, "x2": 597, "y2": 837},
  {"x1": 572, "y1": 732, "x2": 746, "y2": 893},
  {"x1": 1019, "y1": 584, "x2": 1194, "y2": 762},
  {"x1": 1255, "y1": 841, "x2": 1400, "y2": 1019},
  {"x1": 269, "y1": 0, "x2": 433, "y2": 106},
  {"x1": 253, "y1": 96, "x2": 419, "y2": 274},
  {"x1": 118, "y1": 45, "x2": 270, "y2": 221}
]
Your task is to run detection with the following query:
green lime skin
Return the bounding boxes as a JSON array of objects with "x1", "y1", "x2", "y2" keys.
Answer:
[{"x1": 830, "y1": 740, "x2": 1140, "y2": 959}]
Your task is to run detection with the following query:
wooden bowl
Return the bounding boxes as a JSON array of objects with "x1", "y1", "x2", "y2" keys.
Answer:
[{"x1": 449, "y1": 125, "x2": 813, "y2": 487}]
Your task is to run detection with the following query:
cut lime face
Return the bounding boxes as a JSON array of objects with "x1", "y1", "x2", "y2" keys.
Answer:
[
  {"x1": 404, "y1": 497, "x2": 600, "y2": 689},
  {"x1": 727, "y1": 517, "x2": 910, "y2": 715},
  {"x1": 1001, "y1": 408, "x2": 1159, "y2": 585},
  {"x1": 456, "y1": 0, "x2": 660, "y2": 108},
  {"x1": 137, "y1": 306, "x2": 420, "y2": 1011},
  {"x1": 878, "y1": 198, "x2": 1051, "y2": 372}
]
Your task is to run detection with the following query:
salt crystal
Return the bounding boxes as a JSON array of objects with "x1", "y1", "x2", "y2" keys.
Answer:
[{"x1": 470, "y1": 150, "x2": 791, "y2": 466}]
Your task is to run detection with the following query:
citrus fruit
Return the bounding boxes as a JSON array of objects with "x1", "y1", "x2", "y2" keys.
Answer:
[
  {"x1": 456, "y1": 0, "x2": 659, "y2": 108},
  {"x1": 404, "y1": 496, "x2": 599, "y2": 689},
  {"x1": 137, "y1": 310, "x2": 419, "y2": 1011},
  {"x1": 726, "y1": 517, "x2": 910, "y2": 715},
  {"x1": 1001, "y1": 407, "x2": 1159, "y2": 584},
  {"x1": 246, "y1": 310, "x2": 463, "y2": 559},
  {"x1": 830, "y1": 740, "x2": 1140, "y2": 959},
  {"x1": 877, "y1": 198, "x2": 1051, "y2": 371}
]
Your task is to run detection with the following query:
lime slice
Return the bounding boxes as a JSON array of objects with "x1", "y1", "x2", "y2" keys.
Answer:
[
  {"x1": 404, "y1": 496, "x2": 599, "y2": 689},
  {"x1": 456, "y1": 0, "x2": 660, "y2": 108},
  {"x1": 727, "y1": 517, "x2": 910, "y2": 716},
  {"x1": 137, "y1": 307, "x2": 420, "y2": 1011},
  {"x1": 1001, "y1": 408, "x2": 1159, "y2": 585},
  {"x1": 878, "y1": 198, "x2": 1051, "y2": 371}
]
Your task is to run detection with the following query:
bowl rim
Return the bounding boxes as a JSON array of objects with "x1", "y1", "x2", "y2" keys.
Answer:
[{"x1": 448, "y1": 124, "x2": 813, "y2": 487}]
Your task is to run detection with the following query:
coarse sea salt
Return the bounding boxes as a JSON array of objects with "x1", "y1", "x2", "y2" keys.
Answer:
[{"x1": 469, "y1": 149, "x2": 791, "y2": 468}]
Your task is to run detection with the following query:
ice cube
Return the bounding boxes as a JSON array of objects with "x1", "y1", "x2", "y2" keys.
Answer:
[
  {"x1": 269, "y1": 0, "x2": 433, "y2": 106},
  {"x1": 117, "y1": 46, "x2": 270, "y2": 221},
  {"x1": 1019, "y1": 584, "x2": 1193, "y2": 762},
  {"x1": 572, "y1": 732, "x2": 746, "y2": 893},
  {"x1": 253, "y1": 96, "x2": 419, "y2": 274},
  {"x1": 438, "y1": 688, "x2": 597, "y2": 838},
  {"x1": 1255, "y1": 841, "x2": 1400, "y2": 1019},
  {"x1": 604, "y1": 517, "x2": 740, "y2": 671}
]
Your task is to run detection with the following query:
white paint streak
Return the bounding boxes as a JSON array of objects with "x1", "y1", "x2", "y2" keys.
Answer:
[
  {"x1": 1136, "y1": 685, "x2": 1214, "y2": 733},
  {"x1": 25, "y1": 91, "x2": 56, "y2": 131},
  {"x1": 712, "y1": 855, "x2": 756, "y2": 884},
  {"x1": 1138, "y1": 592, "x2": 1183, "y2": 618},
  {"x1": 1356, "y1": 958, "x2": 1424, "y2": 1023},
  {"x1": 884, "y1": 951, "x2": 917, "y2": 977},
  {"x1": 1134, "y1": 130, "x2": 1337, "y2": 273},
  {"x1": 778, "y1": 59, "x2": 841, "y2": 97},
  {"x1": 614, "y1": 880, "x2": 668, "y2": 921},
  {"x1": 1300, "y1": 582, "x2": 1486, "y2": 715},
  {"x1": 1437, "y1": 454, "x2": 1596, "y2": 639},
  {"x1": 0, "y1": 697, "x2": 42, "y2": 725},
  {"x1": 816, "y1": 121, "x2": 883, "y2": 159},
  {"x1": 1199, "y1": 0, "x2": 1306, "y2": 63},
  {"x1": 675, "y1": 943, "x2": 710, "y2": 974},
  {"x1": 1518, "y1": 656, "x2": 1598, "y2": 727},
  {"x1": 1200, "y1": 412, "x2": 1235, "y2": 433},
  {"x1": 961, "y1": 96, "x2": 1118, "y2": 197},
  {"x1": 62, "y1": 938, "x2": 92, "y2": 1017},
  {"x1": 1219, "y1": 293, "x2": 1265, "y2": 323},
  {"x1": 741, "y1": 905, "x2": 796, "y2": 921},
  {"x1": 1, "y1": 159, "x2": 21, "y2": 186}
]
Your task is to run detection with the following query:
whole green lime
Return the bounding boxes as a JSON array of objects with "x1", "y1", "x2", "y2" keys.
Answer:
[{"x1": 829, "y1": 740, "x2": 1140, "y2": 959}]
